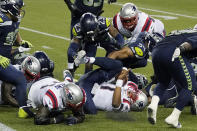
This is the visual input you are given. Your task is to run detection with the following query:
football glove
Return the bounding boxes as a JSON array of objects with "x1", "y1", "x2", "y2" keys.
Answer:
[
  {"x1": 21, "y1": 40, "x2": 33, "y2": 48},
  {"x1": 18, "y1": 46, "x2": 31, "y2": 53},
  {"x1": 65, "y1": 116, "x2": 77, "y2": 125},
  {"x1": 74, "y1": 50, "x2": 89, "y2": 66},
  {"x1": 108, "y1": 0, "x2": 116, "y2": 4},
  {"x1": 171, "y1": 47, "x2": 181, "y2": 62},
  {"x1": 0, "y1": 55, "x2": 10, "y2": 68}
]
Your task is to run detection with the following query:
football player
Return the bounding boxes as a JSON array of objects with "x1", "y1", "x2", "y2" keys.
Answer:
[
  {"x1": 108, "y1": 31, "x2": 164, "y2": 69},
  {"x1": 74, "y1": 50, "x2": 148, "y2": 114},
  {"x1": 92, "y1": 69, "x2": 148, "y2": 112},
  {"x1": 113, "y1": 3, "x2": 165, "y2": 41},
  {"x1": 147, "y1": 28, "x2": 197, "y2": 128},
  {"x1": 0, "y1": 56, "x2": 41, "y2": 107},
  {"x1": 28, "y1": 69, "x2": 86, "y2": 125},
  {"x1": 0, "y1": 0, "x2": 34, "y2": 118},
  {"x1": 64, "y1": 0, "x2": 117, "y2": 39},
  {"x1": 67, "y1": 12, "x2": 124, "y2": 76}
]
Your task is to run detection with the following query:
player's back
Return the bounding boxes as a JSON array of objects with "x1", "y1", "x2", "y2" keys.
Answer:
[
  {"x1": 74, "y1": 0, "x2": 104, "y2": 15},
  {"x1": 28, "y1": 77, "x2": 60, "y2": 108}
]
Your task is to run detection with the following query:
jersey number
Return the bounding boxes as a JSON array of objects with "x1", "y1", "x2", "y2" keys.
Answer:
[
  {"x1": 4, "y1": 29, "x2": 18, "y2": 46},
  {"x1": 83, "y1": 0, "x2": 102, "y2": 7}
]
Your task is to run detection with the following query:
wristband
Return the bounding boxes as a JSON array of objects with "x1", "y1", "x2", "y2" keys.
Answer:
[{"x1": 116, "y1": 79, "x2": 123, "y2": 87}]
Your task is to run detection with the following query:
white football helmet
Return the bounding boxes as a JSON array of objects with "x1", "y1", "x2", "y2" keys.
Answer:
[
  {"x1": 21, "y1": 56, "x2": 41, "y2": 81},
  {"x1": 130, "y1": 91, "x2": 148, "y2": 111},
  {"x1": 119, "y1": 3, "x2": 138, "y2": 31},
  {"x1": 62, "y1": 83, "x2": 86, "y2": 109}
]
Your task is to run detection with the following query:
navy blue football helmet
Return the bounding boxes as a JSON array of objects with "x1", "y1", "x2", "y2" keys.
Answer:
[
  {"x1": 33, "y1": 51, "x2": 54, "y2": 77},
  {"x1": 80, "y1": 12, "x2": 99, "y2": 41},
  {"x1": 0, "y1": 0, "x2": 25, "y2": 21},
  {"x1": 137, "y1": 31, "x2": 164, "y2": 52}
]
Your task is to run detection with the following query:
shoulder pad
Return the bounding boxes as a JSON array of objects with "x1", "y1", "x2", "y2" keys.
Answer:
[
  {"x1": 72, "y1": 23, "x2": 82, "y2": 37},
  {"x1": 129, "y1": 40, "x2": 147, "y2": 59}
]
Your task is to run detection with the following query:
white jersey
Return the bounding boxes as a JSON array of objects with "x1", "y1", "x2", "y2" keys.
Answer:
[
  {"x1": 113, "y1": 12, "x2": 165, "y2": 41},
  {"x1": 93, "y1": 81, "x2": 138, "y2": 112},
  {"x1": 28, "y1": 77, "x2": 69, "y2": 111}
]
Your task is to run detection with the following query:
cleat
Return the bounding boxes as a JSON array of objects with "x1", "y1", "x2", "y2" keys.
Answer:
[
  {"x1": 147, "y1": 105, "x2": 156, "y2": 124},
  {"x1": 18, "y1": 107, "x2": 35, "y2": 118},
  {"x1": 18, "y1": 107, "x2": 28, "y2": 118},
  {"x1": 74, "y1": 50, "x2": 87, "y2": 66},
  {"x1": 165, "y1": 116, "x2": 182, "y2": 128},
  {"x1": 63, "y1": 69, "x2": 73, "y2": 82},
  {"x1": 191, "y1": 94, "x2": 197, "y2": 115}
]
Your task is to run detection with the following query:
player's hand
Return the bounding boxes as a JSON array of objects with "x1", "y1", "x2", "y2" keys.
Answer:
[
  {"x1": 21, "y1": 40, "x2": 33, "y2": 48},
  {"x1": 0, "y1": 55, "x2": 10, "y2": 68},
  {"x1": 18, "y1": 46, "x2": 31, "y2": 53},
  {"x1": 108, "y1": 0, "x2": 116, "y2": 4},
  {"x1": 74, "y1": 50, "x2": 88, "y2": 66},
  {"x1": 171, "y1": 47, "x2": 180, "y2": 62},
  {"x1": 117, "y1": 68, "x2": 130, "y2": 85},
  {"x1": 65, "y1": 116, "x2": 77, "y2": 125}
]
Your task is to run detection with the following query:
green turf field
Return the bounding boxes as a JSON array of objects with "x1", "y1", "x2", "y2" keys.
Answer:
[{"x1": 0, "y1": 0, "x2": 197, "y2": 130}]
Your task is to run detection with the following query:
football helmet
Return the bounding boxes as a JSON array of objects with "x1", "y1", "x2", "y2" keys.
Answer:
[
  {"x1": 130, "y1": 91, "x2": 148, "y2": 111},
  {"x1": 21, "y1": 56, "x2": 41, "y2": 81},
  {"x1": 135, "y1": 73, "x2": 148, "y2": 89},
  {"x1": 33, "y1": 51, "x2": 54, "y2": 77},
  {"x1": 0, "y1": 0, "x2": 25, "y2": 21},
  {"x1": 80, "y1": 12, "x2": 99, "y2": 41},
  {"x1": 119, "y1": 3, "x2": 138, "y2": 31},
  {"x1": 62, "y1": 83, "x2": 86, "y2": 109}
]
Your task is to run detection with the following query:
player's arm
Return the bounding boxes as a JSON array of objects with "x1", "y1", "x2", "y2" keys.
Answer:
[
  {"x1": 64, "y1": 0, "x2": 82, "y2": 16},
  {"x1": 108, "y1": 46, "x2": 134, "y2": 59},
  {"x1": 65, "y1": 107, "x2": 85, "y2": 125},
  {"x1": 109, "y1": 25, "x2": 125, "y2": 48},
  {"x1": 112, "y1": 68, "x2": 129, "y2": 109}
]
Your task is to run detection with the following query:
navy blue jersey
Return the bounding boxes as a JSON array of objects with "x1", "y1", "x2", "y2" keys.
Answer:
[
  {"x1": 154, "y1": 31, "x2": 197, "y2": 58},
  {"x1": 74, "y1": 0, "x2": 104, "y2": 16},
  {"x1": 0, "y1": 11, "x2": 20, "y2": 58},
  {"x1": 72, "y1": 16, "x2": 111, "y2": 44}
]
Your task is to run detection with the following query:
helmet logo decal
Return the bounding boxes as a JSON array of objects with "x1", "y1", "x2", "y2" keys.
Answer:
[
  {"x1": 138, "y1": 101, "x2": 144, "y2": 108},
  {"x1": 65, "y1": 88, "x2": 73, "y2": 100}
]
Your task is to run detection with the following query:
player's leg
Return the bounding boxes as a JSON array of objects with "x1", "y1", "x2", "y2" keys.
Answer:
[
  {"x1": 165, "y1": 56, "x2": 196, "y2": 128},
  {"x1": 0, "y1": 65, "x2": 34, "y2": 118}
]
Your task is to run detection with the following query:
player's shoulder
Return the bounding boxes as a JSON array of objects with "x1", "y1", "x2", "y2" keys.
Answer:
[
  {"x1": 0, "y1": 11, "x2": 12, "y2": 25},
  {"x1": 72, "y1": 22, "x2": 82, "y2": 37}
]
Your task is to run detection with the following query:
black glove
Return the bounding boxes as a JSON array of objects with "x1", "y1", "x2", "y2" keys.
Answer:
[
  {"x1": 65, "y1": 116, "x2": 77, "y2": 125},
  {"x1": 64, "y1": 0, "x2": 83, "y2": 16},
  {"x1": 108, "y1": 0, "x2": 116, "y2": 4},
  {"x1": 50, "y1": 113, "x2": 65, "y2": 124}
]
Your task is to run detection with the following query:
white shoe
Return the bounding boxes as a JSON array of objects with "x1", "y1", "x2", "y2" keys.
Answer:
[
  {"x1": 165, "y1": 115, "x2": 182, "y2": 128},
  {"x1": 191, "y1": 94, "x2": 197, "y2": 115},
  {"x1": 74, "y1": 50, "x2": 87, "y2": 66},
  {"x1": 147, "y1": 105, "x2": 157, "y2": 124}
]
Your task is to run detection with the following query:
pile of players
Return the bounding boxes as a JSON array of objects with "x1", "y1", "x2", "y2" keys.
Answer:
[{"x1": 0, "y1": 0, "x2": 197, "y2": 129}]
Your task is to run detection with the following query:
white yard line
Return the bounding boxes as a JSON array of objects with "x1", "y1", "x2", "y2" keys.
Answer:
[{"x1": 0, "y1": 123, "x2": 16, "y2": 131}]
